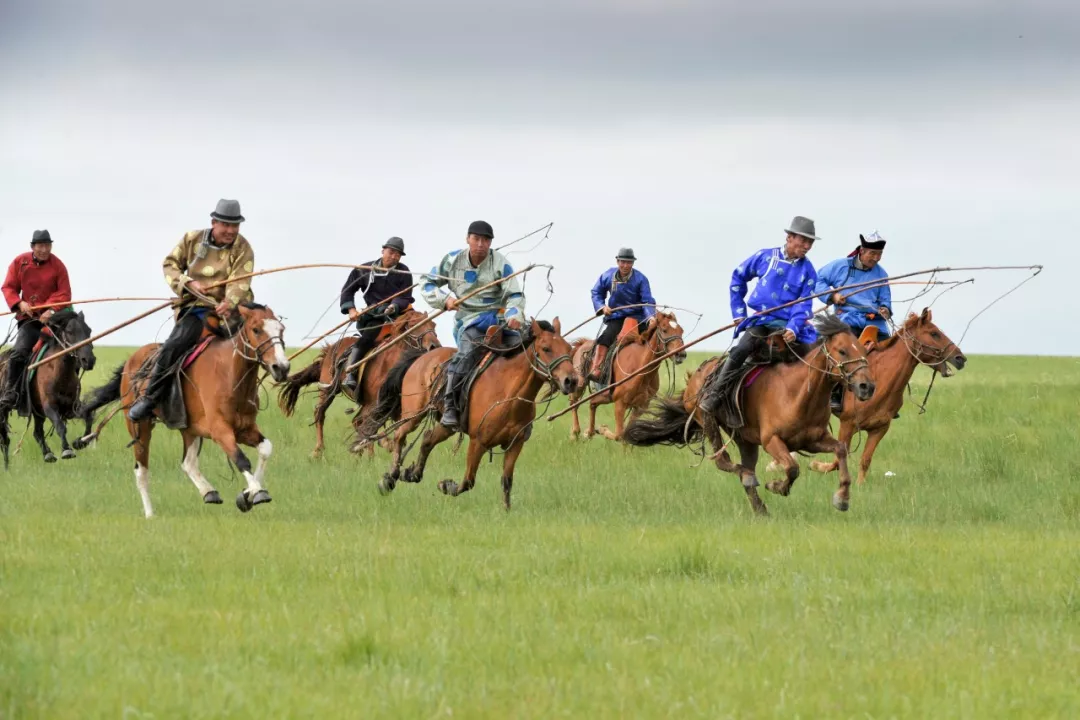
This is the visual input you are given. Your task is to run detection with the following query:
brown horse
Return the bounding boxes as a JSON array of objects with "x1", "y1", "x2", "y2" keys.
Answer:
[
  {"x1": 568, "y1": 310, "x2": 687, "y2": 441},
  {"x1": 362, "y1": 318, "x2": 578, "y2": 509},
  {"x1": 765, "y1": 308, "x2": 967, "y2": 485},
  {"x1": 77, "y1": 304, "x2": 290, "y2": 517},
  {"x1": 276, "y1": 309, "x2": 440, "y2": 458},
  {"x1": 0, "y1": 309, "x2": 96, "y2": 467},
  {"x1": 624, "y1": 316, "x2": 877, "y2": 515}
]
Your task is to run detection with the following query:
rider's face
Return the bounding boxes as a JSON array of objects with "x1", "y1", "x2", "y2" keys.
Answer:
[
  {"x1": 381, "y1": 247, "x2": 402, "y2": 267},
  {"x1": 211, "y1": 220, "x2": 240, "y2": 246},
  {"x1": 31, "y1": 243, "x2": 52, "y2": 262},
  {"x1": 466, "y1": 233, "x2": 492, "y2": 262},
  {"x1": 859, "y1": 248, "x2": 883, "y2": 269},
  {"x1": 784, "y1": 233, "x2": 813, "y2": 260},
  {"x1": 617, "y1": 259, "x2": 634, "y2": 275}
]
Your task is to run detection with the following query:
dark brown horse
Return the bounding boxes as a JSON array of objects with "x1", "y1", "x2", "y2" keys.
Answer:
[
  {"x1": 568, "y1": 310, "x2": 687, "y2": 441},
  {"x1": 77, "y1": 304, "x2": 290, "y2": 517},
  {"x1": 624, "y1": 316, "x2": 877, "y2": 515},
  {"x1": 276, "y1": 308, "x2": 440, "y2": 458},
  {"x1": 766, "y1": 308, "x2": 967, "y2": 484},
  {"x1": 362, "y1": 318, "x2": 578, "y2": 509},
  {"x1": 0, "y1": 309, "x2": 96, "y2": 466}
]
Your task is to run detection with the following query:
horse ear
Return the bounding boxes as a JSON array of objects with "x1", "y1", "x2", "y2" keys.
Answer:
[
  {"x1": 920, "y1": 307, "x2": 932, "y2": 323},
  {"x1": 552, "y1": 317, "x2": 561, "y2": 335},
  {"x1": 78, "y1": 311, "x2": 84, "y2": 320}
]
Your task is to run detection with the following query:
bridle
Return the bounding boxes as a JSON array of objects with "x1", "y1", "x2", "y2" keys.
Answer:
[
  {"x1": 236, "y1": 317, "x2": 285, "y2": 368},
  {"x1": 525, "y1": 331, "x2": 573, "y2": 386},
  {"x1": 897, "y1": 325, "x2": 960, "y2": 371},
  {"x1": 818, "y1": 338, "x2": 870, "y2": 388},
  {"x1": 398, "y1": 314, "x2": 440, "y2": 351}
]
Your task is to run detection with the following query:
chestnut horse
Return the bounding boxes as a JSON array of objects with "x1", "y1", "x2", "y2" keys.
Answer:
[
  {"x1": 624, "y1": 316, "x2": 877, "y2": 515},
  {"x1": 361, "y1": 318, "x2": 578, "y2": 509},
  {"x1": 276, "y1": 309, "x2": 440, "y2": 458},
  {"x1": 766, "y1": 308, "x2": 967, "y2": 485},
  {"x1": 77, "y1": 304, "x2": 290, "y2": 517},
  {"x1": 0, "y1": 308, "x2": 96, "y2": 466},
  {"x1": 568, "y1": 310, "x2": 688, "y2": 441}
]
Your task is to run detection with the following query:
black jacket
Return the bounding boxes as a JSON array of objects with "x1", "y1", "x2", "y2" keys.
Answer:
[{"x1": 340, "y1": 261, "x2": 414, "y2": 315}]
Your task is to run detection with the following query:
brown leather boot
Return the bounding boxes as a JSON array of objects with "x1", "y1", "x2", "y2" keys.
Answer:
[{"x1": 588, "y1": 344, "x2": 609, "y2": 382}]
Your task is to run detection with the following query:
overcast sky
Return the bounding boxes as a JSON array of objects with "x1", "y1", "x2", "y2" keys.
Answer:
[{"x1": 2, "y1": 0, "x2": 1076, "y2": 354}]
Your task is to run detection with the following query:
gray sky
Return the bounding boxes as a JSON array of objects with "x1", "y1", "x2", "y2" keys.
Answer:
[{"x1": 2, "y1": 0, "x2": 1076, "y2": 354}]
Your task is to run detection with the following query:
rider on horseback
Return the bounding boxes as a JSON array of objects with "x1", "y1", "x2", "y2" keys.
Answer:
[
  {"x1": 128, "y1": 199, "x2": 255, "y2": 422},
  {"x1": 421, "y1": 220, "x2": 525, "y2": 431},
  {"x1": 697, "y1": 216, "x2": 820, "y2": 426},
  {"x1": 587, "y1": 247, "x2": 657, "y2": 383},
  {"x1": 1, "y1": 230, "x2": 72, "y2": 414},
  {"x1": 339, "y1": 236, "x2": 414, "y2": 391},
  {"x1": 815, "y1": 231, "x2": 893, "y2": 411}
]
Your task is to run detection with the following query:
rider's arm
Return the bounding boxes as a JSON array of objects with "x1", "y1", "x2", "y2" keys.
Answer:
[
  {"x1": 388, "y1": 263, "x2": 415, "y2": 314},
  {"x1": 44, "y1": 257, "x2": 72, "y2": 308},
  {"x1": 786, "y1": 264, "x2": 818, "y2": 336},
  {"x1": 814, "y1": 259, "x2": 840, "y2": 303},
  {"x1": 2, "y1": 258, "x2": 21, "y2": 311},
  {"x1": 877, "y1": 268, "x2": 893, "y2": 314},
  {"x1": 421, "y1": 252, "x2": 455, "y2": 310},
  {"x1": 590, "y1": 271, "x2": 608, "y2": 314},
  {"x1": 223, "y1": 240, "x2": 255, "y2": 309},
  {"x1": 498, "y1": 257, "x2": 526, "y2": 322},
  {"x1": 339, "y1": 266, "x2": 367, "y2": 314},
  {"x1": 163, "y1": 233, "x2": 194, "y2": 298},
  {"x1": 730, "y1": 250, "x2": 761, "y2": 321}
]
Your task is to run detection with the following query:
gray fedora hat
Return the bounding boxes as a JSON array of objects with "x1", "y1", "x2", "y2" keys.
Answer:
[
  {"x1": 382, "y1": 236, "x2": 406, "y2": 255},
  {"x1": 210, "y1": 198, "x2": 245, "y2": 223},
  {"x1": 615, "y1": 247, "x2": 637, "y2": 261},
  {"x1": 785, "y1": 216, "x2": 818, "y2": 241},
  {"x1": 31, "y1": 229, "x2": 53, "y2": 245}
]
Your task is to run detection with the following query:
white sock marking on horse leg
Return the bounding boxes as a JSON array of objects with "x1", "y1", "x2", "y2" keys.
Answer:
[
  {"x1": 134, "y1": 462, "x2": 153, "y2": 518},
  {"x1": 243, "y1": 470, "x2": 263, "y2": 493},
  {"x1": 253, "y1": 438, "x2": 272, "y2": 488},
  {"x1": 181, "y1": 440, "x2": 215, "y2": 496}
]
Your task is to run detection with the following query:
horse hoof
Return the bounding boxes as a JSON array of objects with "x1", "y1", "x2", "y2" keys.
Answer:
[
  {"x1": 44, "y1": 452, "x2": 57, "y2": 463},
  {"x1": 235, "y1": 491, "x2": 252, "y2": 513},
  {"x1": 378, "y1": 476, "x2": 396, "y2": 496},
  {"x1": 765, "y1": 480, "x2": 785, "y2": 495},
  {"x1": 403, "y1": 467, "x2": 421, "y2": 484},
  {"x1": 61, "y1": 449, "x2": 76, "y2": 460},
  {"x1": 832, "y1": 493, "x2": 850, "y2": 512},
  {"x1": 203, "y1": 490, "x2": 223, "y2": 504},
  {"x1": 437, "y1": 480, "x2": 455, "y2": 495},
  {"x1": 251, "y1": 490, "x2": 272, "y2": 506}
]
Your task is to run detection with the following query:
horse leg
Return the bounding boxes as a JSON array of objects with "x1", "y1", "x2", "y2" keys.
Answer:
[
  {"x1": 809, "y1": 420, "x2": 854, "y2": 475},
  {"x1": 128, "y1": 418, "x2": 155, "y2": 518},
  {"x1": 213, "y1": 427, "x2": 272, "y2": 512},
  {"x1": 311, "y1": 385, "x2": 335, "y2": 459},
  {"x1": 33, "y1": 413, "x2": 56, "y2": 463},
  {"x1": 239, "y1": 428, "x2": 274, "y2": 492},
  {"x1": 403, "y1": 421, "x2": 453, "y2": 484},
  {"x1": 803, "y1": 435, "x2": 853, "y2": 512},
  {"x1": 0, "y1": 417, "x2": 9, "y2": 471},
  {"x1": 855, "y1": 425, "x2": 889, "y2": 486},
  {"x1": 585, "y1": 401, "x2": 599, "y2": 440},
  {"x1": 763, "y1": 437, "x2": 799, "y2": 497},
  {"x1": 180, "y1": 433, "x2": 221, "y2": 504},
  {"x1": 569, "y1": 393, "x2": 582, "y2": 440},
  {"x1": 705, "y1": 423, "x2": 768, "y2": 515},
  {"x1": 437, "y1": 435, "x2": 486, "y2": 498},
  {"x1": 380, "y1": 417, "x2": 417, "y2": 494},
  {"x1": 598, "y1": 398, "x2": 626, "y2": 441},
  {"x1": 498, "y1": 436, "x2": 526, "y2": 511},
  {"x1": 43, "y1": 404, "x2": 75, "y2": 460}
]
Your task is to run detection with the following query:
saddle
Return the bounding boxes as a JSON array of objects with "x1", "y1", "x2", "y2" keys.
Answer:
[
  {"x1": 438, "y1": 325, "x2": 522, "y2": 426},
  {"x1": 709, "y1": 333, "x2": 801, "y2": 428},
  {"x1": 858, "y1": 325, "x2": 879, "y2": 351},
  {"x1": 329, "y1": 321, "x2": 400, "y2": 395},
  {"x1": 133, "y1": 328, "x2": 217, "y2": 430},
  {"x1": 582, "y1": 318, "x2": 646, "y2": 392}
]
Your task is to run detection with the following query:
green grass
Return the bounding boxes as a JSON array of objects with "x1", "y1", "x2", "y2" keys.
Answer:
[{"x1": 2, "y1": 348, "x2": 1078, "y2": 718}]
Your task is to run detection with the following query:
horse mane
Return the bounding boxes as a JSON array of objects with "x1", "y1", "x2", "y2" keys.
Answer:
[
  {"x1": 793, "y1": 315, "x2": 856, "y2": 358},
  {"x1": 488, "y1": 319, "x2": 555, "y2": 360}
]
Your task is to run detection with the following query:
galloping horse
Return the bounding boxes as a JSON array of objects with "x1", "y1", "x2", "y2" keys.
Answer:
[
  {"x1": 568, "y1": 310, "x2": 687, "y2": 441},
  {"x1": 624, "y1": 315, "x2": 877, "y2": 515},
  {"x1": 77, "y1": 304, "x2": 290, "y2": 517},
  {"x1": 766, "y1": 308, "x2": 967, "y2": 484},
  {"x1": 0, "y1": 308, "x2": 96, "y2": 466},
  {"x1": 276, "y1": 308, "x2": 440, "y2": 458},
  {"x1": 362, "y1": 318, "x2": 578, "y2": 509}
]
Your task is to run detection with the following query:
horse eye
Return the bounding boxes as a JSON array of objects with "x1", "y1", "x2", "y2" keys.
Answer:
[
  {"x1": 931, "y1": 332, "x2": 940, "y2": 339},
  {"x1": 254, "y1": 328, "x2": 263, "y2": 335},
  {"x1": 839, "y1": 349, "x2": 847, "y2": 356}
]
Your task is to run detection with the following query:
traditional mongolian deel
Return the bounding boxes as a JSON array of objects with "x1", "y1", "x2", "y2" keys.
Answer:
[
  {"x1": 2, "y1": 252, "x2": 72, "y2": 322},
  {"x1": 163, "y1": 229, "x2": 255, "y2": 312},
  {"x1": 815, "y1": 244, "x2": 893, "y2": 336},
  {"x1": 422, "y1": 249, "x2": 525, "y2": 343},
  {"x1": 730, "y1": 247, "x2": 818, "y2": 343},
  {"x1": 591, "y1": 268, "x2": 657, "y2": 322},
  {"x1": 340, "y1": 261, "x2": 414, "y2": 315}
]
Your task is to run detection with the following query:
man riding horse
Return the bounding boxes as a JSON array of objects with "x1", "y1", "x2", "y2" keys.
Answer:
[
  {"x1": 127, "y1": 199, "x2": 255, "y2": 422},
  {"x1": 1, "y1": 229, "x2": 73, "y2": 414},
  {"x1": 697, "y1": 216, "x2": 820, "y2": 425},
  {"x1": 815, "y1": 231, "x2": 893, "y2": 412},
  {"x1": 421, "y1": 220, "x2": 525, "y2": 430},
  {"x1": 587, "y1": 247, "x2": 657, "y2": 383},
  {"x1": 339, "y1": 236, "x2": 414, "y2": 391}
]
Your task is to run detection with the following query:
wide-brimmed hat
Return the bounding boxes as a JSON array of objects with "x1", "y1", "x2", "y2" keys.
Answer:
[
  {"x1": 210, "y1": 199, "x2": 245, "y2": 224},
  {"x1": 615, "y1": 247, "x2": 637, "y2": 261},
  {"x1": 785, "y1": 216, "x2": 819, "y2": 241},
  {"x1": 382, "y1": 236, "x2": 406, "y2": 255},
  {"x1": 467, "y1": 220, "x2": 494, "y2": 238},
  {"x1": 31, "y1": 229, "x2": 53, "y2": 245}
]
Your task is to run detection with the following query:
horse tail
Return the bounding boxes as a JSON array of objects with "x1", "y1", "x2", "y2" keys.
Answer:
[
  {"x1": 624, "y1": 395, "x2": 701, "y2": 448},
  {"x1": 369, "y1": 348, "x2": 425, "y2": 427},
  {"x1": 277, "y1": 349, "x2": 326, "y2": 417},
  {"x1": 77, "y1": 364, "x2": 125, "y2": 422}
]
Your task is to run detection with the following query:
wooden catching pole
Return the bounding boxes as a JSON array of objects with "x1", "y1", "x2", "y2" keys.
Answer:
[
  {"x1": 562, "y1": 303, "x2": 659, "y2": 338},
  {"x1": 546, "y1": 265, "x2": 1041, "y2": 422},
  {"x1": 0, "y1": 297, "x2": 173, "y2": 318},
  {"x1": 342, "y1": 264, "x2": 539, "y2": 376},
  {"x1": 286, "y1": 282, "x2": 420, "y2": 362}
]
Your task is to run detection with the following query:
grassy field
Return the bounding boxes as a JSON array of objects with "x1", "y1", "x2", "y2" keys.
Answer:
[{"x1": 2, "y1": 347, "x2": 1078, "y2": 718}]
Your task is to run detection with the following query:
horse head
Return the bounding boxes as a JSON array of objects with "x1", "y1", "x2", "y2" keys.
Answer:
[
  {"x1": 236, "y1": 304, "x2": 291, "y2": 382},
  {"x1": 50, "y1": 309, "x2": 96, "y2": 372},
  {"x1": 527, "y1": 317, "x2": 579, "y2": 396},
  {"x1": 396, "y1": 309, "x2": 441, "y2": 351},
  {"x1": 814, "y1": 315, "x2": 876, "y2": 401},
  {"x1": 650, "y1": 310, "x2": 687, "y2": 364},
  {"x1": 899, "y1": 308, "x2": 967, "y2": 377}
]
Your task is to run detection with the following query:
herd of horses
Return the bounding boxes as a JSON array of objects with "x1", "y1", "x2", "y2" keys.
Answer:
[{"x1": 0, "y1": 301, "x2": 967, "y2": 518}]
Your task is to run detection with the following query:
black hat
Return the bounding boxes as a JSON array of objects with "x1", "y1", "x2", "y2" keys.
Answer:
[
  {"x1": 615, "y1": 247, "x2": 637, "y2": 261},
  {"x1": 467, "y1": 220, "x2": 494, "y2": 238},
  {"x1": 382, "y1": 236, "x2": 406, "y2": 255},
  {"x1": 859, "y1": 232, "x2": 886, "y2": 250},
  {"x1": 31, "y1": 229, "x2": 53, "y2": 245}
]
